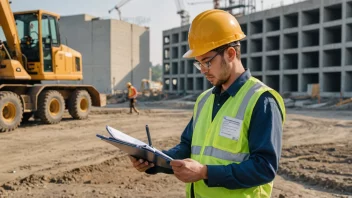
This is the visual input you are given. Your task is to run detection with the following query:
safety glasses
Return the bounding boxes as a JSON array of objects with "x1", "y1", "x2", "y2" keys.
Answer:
[{"x1": 193, "y1": 43, "x2": 240, "y2": 71}]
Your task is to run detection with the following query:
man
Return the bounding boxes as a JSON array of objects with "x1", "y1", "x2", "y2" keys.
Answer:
[
  {"x1": 129, "y1": 9, "x2": 286, "y2": 198},
  {"x1": 126, "y1": 82, "x2": 140, "y2": 115}
]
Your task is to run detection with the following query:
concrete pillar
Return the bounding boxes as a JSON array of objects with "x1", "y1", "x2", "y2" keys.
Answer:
[
  {"x1": 319, "y1": 3, "x2": 324, "y2": 92},
  {"x1": 341, "y1": 0, "x2": 347, "y2": 94},
  {"x1": 298, "y1": 10, "x2": 303, "y2": 92}
]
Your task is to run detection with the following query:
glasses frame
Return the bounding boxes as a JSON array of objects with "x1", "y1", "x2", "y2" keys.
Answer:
[{"x1": 193, "y1": 43, "x2": 240, "y2": 71}]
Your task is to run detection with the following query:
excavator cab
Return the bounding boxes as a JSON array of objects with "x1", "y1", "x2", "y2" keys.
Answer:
[
  {"x1": 14, "y1": 11, "x2": 60, "y2": 72},
  {"x1": 0, "y1": 1, "x2": 84, "y2": 82},
  {"x1": 15, "y1": 13, "x2": 41, "y2": 63},
  {"x1": 12, "y1": 10, "x2": 83, "y2": 80}
]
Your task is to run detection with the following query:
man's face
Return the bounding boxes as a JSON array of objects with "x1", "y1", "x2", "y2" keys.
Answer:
[{"x1": 194, "y1": 49, "x2": 231, "y2": 87}]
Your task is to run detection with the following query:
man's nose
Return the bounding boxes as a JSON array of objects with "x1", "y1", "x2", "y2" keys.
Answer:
[{"x1": 200, "y1": 66, "x2": 208, "y2": 74}]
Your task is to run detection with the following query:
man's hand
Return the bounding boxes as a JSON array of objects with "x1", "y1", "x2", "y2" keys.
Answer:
[
  {"x1": 170, "y1": 158, "x2": 207, "y2": 183},
  {"x1": 128, "y1": 156, "x2": 154, "y2": 172}
]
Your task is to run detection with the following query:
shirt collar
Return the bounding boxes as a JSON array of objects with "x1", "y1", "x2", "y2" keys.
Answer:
[{"x1": 212, "y1": 69, "x2": 252, "y2": 97}]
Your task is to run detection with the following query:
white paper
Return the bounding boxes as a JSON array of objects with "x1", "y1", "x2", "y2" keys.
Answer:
[
  {"x1": 101, "y1": 125, "x2": 174, "y2": 162},
  {"x1": 219, "y1": 116, "x2": 242, "y2": 140},
  {"x1": 106, "y1": 126, "x2": 148, "y2": 146}
]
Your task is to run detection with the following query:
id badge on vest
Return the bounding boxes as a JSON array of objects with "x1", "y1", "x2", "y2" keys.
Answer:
[{"x1": 219, "y1": 116, "x2": 242, "y2": 140}]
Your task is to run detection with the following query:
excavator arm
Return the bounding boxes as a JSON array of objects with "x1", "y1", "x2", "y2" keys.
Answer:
[{"x1": 0, "y1": 0, "x2": 23, "y2": 64}]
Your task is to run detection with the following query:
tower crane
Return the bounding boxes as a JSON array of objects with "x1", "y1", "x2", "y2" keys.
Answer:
[
  {"x1": 108, "y1": 0, "x2": 132, "y2": 20},
  {"x1": 174, "y1": 0, "x2": 190, "y2": 26}
]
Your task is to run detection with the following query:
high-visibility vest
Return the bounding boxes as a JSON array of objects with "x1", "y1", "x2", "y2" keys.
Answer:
[
  {"x1": 128, "y1": 86, "x2": 138, "y2": 98},
  {"x1": 185, "y1": 76, "x2": 286, "y2": 198}
]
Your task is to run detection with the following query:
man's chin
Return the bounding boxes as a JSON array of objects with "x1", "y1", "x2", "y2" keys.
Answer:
[
  {"x1": 207, "y1": 79, "x2": 215, "y2": 85},
  {"x1": 209, "y1": 81, "x2": 220, "y2": 87}
]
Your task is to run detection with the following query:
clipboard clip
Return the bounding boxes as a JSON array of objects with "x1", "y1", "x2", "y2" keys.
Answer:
[{"x1": 145, "y1": 124, "x2": 153, "y2": 147}]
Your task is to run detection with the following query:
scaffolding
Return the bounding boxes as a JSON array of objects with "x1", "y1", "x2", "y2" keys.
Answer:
[
  {"x1": 188, "y1": 0, "x2": 256, "y2": 17},
  {"x1": 220, "y1": 0, "x2": 256, "y2": 17}
]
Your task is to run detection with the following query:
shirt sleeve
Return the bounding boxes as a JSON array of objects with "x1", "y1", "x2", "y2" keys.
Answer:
[
  {"x1": 145, "y1": 117, "x2": 193, "y2": 175},
  {"x1": 204, "y1": 92, "x2": 284, "y2": 189}
]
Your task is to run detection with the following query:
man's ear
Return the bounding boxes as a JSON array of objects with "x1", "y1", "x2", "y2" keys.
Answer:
[{"x1": 226, "y1": 47, "x2": 236, "y2": 62}]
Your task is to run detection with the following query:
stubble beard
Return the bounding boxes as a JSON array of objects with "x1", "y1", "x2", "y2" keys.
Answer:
[{"x1": 211, "y1": 58, "x2": 231, "y2": 87}]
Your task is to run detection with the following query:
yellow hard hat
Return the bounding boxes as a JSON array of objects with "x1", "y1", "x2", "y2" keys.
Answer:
[
  {"x1": 183, "y1": 9, "x2": 246, "y2": 58},
  {"x1": 126, "y1": 82, "x2": 132, "y2": 87}
]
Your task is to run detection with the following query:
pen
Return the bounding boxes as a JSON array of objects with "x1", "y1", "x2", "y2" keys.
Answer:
[{"x1": 145, "y1": 124, "x2": 152, "y2": 147}]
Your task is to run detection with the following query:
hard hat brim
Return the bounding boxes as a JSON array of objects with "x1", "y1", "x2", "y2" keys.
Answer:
[
  {"x1": 183, "y1": 49, "x2": 207, "y2": 58},
  {"x1": 183, "y1": 35, "x2": 246, "y2": 58}
]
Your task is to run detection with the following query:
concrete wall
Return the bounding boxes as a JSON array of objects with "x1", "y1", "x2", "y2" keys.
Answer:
[
  {"x1": 162, "y1": 0, "x2": 352, "y2": 98},
  {"x1": 54, "y1": 14, "x2": 150, "y2": 94},
  {"x1": 236, "y1": 0, "x2": 351, "y2": 97},
  {"x1": 110, "y1": 20, "x2": 150, "y2": 92},
  {"x1": 57, "y1": 14, "x2": 111, "y2": 94}
]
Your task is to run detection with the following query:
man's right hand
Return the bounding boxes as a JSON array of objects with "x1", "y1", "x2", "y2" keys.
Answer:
[{"x1": 128, "y1": 156, "x2": 154, "y2": 172}]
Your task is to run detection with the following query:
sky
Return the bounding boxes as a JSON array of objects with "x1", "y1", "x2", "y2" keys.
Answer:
[{"x1": 10, "y1": 0, "x2": 301, "y2": 66}]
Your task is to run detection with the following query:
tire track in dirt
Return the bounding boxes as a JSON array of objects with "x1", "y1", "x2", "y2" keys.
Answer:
[
  {"x1": 1, "y1": 109, "x2": 351, "y2": 198},
  {"x1": 0, "y1": 138, "x2": 183, "y2": 198},
  {"x1": 282, "y1": 115, "x2": 352, "y2": 147},
  {"x1": 0, "y1": 109, "x2": 190, "y2": 187},
  {"x1": 279, "y1": 142, "x2": 352, "y2": 195}
]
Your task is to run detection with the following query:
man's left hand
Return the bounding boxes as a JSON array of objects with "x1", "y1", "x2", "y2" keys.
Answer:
[{"x1": 170, "y1": 158, "x2": 207, "y2": 183}]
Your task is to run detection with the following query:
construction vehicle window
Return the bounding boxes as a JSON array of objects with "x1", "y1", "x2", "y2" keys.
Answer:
[
  {"x1": 41, "y1": 17, "x2": 50, "y2": 41},
  {"x1": 16, "y1": 20, "x2": 25, "y2": 39},
  {"x1": 48, "y1": 17, "x2": 58, "y2": 44},
  {"x1": 14, "y1": 13, "x2": 40, "y2": 62},
  {"x1": 0, "y1": 27, "x2": 5, "y2": 61},
  {"x1": 0, "y1": 27, "x2": 5, "y2": 41},
  {"x1": 14, "y1": 14, "x2": 39, "y2": 44}
]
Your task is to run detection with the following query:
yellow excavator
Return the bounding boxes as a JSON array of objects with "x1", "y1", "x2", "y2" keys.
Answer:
[
  {"x1": 0, "y1": 0, "x2": 105, "y2": 132},
  {"x1": 140, "y1": 79, "x2": 163, "y2": 97}
]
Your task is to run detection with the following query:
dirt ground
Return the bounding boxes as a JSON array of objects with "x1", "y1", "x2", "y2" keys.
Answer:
[{"x1": 0, "y1": 101, "x2": 351, "y2": 198}]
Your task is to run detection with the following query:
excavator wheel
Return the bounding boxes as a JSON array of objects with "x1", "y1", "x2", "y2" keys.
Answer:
[
  {"x1": 68, "y1": 90, "x2": 92, "y2": 120},
  {"x1": 0, "y1": 91, "x2": 23, "y2": 132},
  {"x1": 37, "y1": 90, "x2": 65, "y2": 124}
]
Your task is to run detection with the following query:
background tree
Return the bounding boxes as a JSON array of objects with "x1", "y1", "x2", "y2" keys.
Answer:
[{"x1": 151, "y1": 64, "x2": 162, "y2": 82}]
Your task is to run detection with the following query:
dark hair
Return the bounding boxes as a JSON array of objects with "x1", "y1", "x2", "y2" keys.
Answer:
[{"x1": 211, "y1": 41, "x2": 241, "y2": 60}]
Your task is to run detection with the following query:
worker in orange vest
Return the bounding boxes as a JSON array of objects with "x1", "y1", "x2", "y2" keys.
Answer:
[{"x1": 126, "y1": 82, "x2": 140, "y2": 115}]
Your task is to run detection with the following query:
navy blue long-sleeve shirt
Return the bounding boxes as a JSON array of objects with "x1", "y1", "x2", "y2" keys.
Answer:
[{"x1": 146, "y1": 69, "x2": 284, "y2": 190}]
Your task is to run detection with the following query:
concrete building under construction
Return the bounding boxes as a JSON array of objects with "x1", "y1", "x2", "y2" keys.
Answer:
[
  {"x1": 56, "y1": 14, "x2": 150, "y2": 94},
  {"x1": 162, "y1": 0, "x2": 352, "y2": 98}
]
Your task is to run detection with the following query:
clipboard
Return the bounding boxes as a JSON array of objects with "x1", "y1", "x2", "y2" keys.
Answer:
[{"x1": 96, "y1": 125, "x2": 173, "y2": 169}]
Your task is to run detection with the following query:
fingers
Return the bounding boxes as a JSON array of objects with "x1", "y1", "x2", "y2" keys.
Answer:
[
  {"x1": 136, "y1": 159, "x2": 153, "y2": 172},
  {"x1": 128, "y1": 156, "x2": 137, "y2": 162},
  {"x1": 128, "y1": 156, "x2": 154, "y2": 172},
  {"x1": 170, "y1": 160, "x2": 185, "y2": 172},
  {"x1": 170, "y1": 160, "x2": 185, "y2": 167}
]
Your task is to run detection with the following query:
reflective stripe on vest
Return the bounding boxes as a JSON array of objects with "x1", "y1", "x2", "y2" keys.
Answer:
[
  {"x1": 192, "y1": 88, "x2": 213, "y2": 130},
  {"x1": 193, "y1": 81, "x2": 264, "y2": 130},
  {"x1": 191, "y1": 145, "x2": 202, "y2": 155},
  {"x1": 191, "y1": 82, "x2": 264, "y2": 163},
  {"x1": 192, "y1": 145, "x2": 249, "y2": 162},
  {"x1": 235, "y1": 81, "x2": 264, "y2": 120}
]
